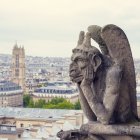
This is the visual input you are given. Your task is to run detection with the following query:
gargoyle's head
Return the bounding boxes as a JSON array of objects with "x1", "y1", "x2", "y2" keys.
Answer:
[{"x1": 69, "y1": 31, "x2": 102, "y2": 83}]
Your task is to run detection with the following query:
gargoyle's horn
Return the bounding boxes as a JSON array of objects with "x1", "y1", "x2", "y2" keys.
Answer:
[
  {"x1": 83, "y1": 32, "x2": 91, "y2": 47},
  {"x1": 77, "y1": 31, "x2": 85, "y2": 45}
]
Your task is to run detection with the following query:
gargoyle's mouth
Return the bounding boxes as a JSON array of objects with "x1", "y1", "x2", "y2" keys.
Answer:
[
  {"x1": 69, "y1": 70, "x2": 83, "y2": 82},
  {"x1": 69, "y1": 69, "x2": 82, "y2": 76}
]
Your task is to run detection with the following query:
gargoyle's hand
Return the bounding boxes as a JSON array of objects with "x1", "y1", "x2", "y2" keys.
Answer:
[
  {"x1": 81, "y1": 64, "x2": 94, "y2": 86},
  {"x1": 71, "y1": 75, "x2": 83, "y2": 83},
  {"x1": 85, "y1": 64, "x2": 94, "y2": 81}
]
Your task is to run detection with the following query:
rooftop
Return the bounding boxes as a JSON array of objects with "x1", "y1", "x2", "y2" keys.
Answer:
[
  {"x1": 34, "y1": 81, "x2": 78, "y2": 94},
  {"x1": 0, "y1": 107, "x2": 82, "y2": 120},
  {"x1": 0, "y1": 81, "x2": 21, "y2": 92}
]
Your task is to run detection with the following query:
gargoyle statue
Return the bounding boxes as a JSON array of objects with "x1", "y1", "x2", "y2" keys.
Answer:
[{"x1": 69, "y1": 24, "x2": 138, "y2": 125}]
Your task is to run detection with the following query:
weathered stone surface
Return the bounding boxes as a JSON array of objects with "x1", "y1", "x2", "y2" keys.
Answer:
[
  {"x1": 69, "y1": 24, "x2": 138, "y2": 124},
  {"x1": 81, "y1": 122, "x2": 140, "y2": 136},
  {"x1": 57, "y1": 128, "x2": 140, "y2": 140},
  {"x1": 101, "y1": 136, "x2": 139, "y2": 140},
  {"x1": 57, "y1": 24, "x2": 139, "y2": 140}
]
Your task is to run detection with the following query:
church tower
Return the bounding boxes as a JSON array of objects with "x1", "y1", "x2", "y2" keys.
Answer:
[{"x1": 11, "y1": 43, "x2": 25, "y2": 91}]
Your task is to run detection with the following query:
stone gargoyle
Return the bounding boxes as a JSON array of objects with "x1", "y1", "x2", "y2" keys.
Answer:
[
  {"x1": 69, "y1": 24, "x2": 138, "y2": 125},
  {"x1": 58, "y1": 24, "x2": 140, "y2": 140}
]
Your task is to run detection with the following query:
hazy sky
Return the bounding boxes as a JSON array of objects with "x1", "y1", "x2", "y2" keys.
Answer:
[{"x1": 0, "y1": 0, "x2": 140, "y2": 58}]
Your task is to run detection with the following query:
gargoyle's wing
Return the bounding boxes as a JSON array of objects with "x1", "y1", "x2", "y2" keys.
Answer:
[
  {"x1": 88, "y1": 25, "x2": 108, "y2": 55},
  {"x1": 101, "y1": 24, "x2": 137, "y2": 118}
]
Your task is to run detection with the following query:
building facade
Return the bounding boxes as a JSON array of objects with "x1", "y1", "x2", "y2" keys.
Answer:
[
  {"x1": 0, "y1": 107, "x2": 84, "y2": 139},
  {"x1": 32, "y1": 81, "x2": 79, "y2": 103},
  {"x1": 0, "y1": 81, "x2": 23, "y2": 107},
  {"x1": 11, "y1": 44, "x2": 25, "y2": 91}
]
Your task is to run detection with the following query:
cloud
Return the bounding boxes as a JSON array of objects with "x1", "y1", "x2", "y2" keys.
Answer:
[{"x1": 0, "y1": 0, "x2": 140, "y2": 58}]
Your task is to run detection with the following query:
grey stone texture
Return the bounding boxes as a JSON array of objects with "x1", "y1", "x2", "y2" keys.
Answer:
[{"x1": 58, "y1": 24, "x2": 140, "y2": 140}]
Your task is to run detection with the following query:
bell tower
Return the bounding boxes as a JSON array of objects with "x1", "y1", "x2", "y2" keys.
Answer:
[{"x1": 11, "y1": 43, "x2": 25, "y2": 91}]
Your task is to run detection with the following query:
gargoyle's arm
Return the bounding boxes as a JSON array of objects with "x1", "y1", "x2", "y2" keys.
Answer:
[
  {"x1": 80, "y1": 70, "x2": 109, "y2": 124},
  {"x1": 80, "y1": 64, "x2": 122, "y2": 124},
  {"x1": 77, "y1": 84, "x2": 97, "y2": 121}
]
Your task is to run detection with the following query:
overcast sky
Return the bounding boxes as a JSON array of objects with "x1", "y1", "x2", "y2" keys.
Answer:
[{"x1": 0, "y1": 0, "x2": 140, "y2": 58}]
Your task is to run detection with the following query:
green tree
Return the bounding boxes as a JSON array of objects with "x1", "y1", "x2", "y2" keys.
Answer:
[
  {"x1": 57, "y1": 100, "x2": 74, "y2": 109},
  {"x1": 34, "y1": 99, "x2": 46, "y2": 108},
  {"x1": 44, "y1": 98, "x2": 74, "y2": 109},
  {"x1": 28, "y1": 99, "x2": 34, "y2": 108},
  {"x1": 23, "y1": 95, "x2": 81, "y2": 110},
  {"x1": 48, "y1": 97, "x2": 65, "y2": 105},
  {"x1": 43, "y1": 104, "x2": 56, "y2": 109},
  {"x1": 23, "y1": 94, "x2": 31, "y2": 107},
  {"x1": 74, "y1": 100, "x2": 81, "y2": 110}
]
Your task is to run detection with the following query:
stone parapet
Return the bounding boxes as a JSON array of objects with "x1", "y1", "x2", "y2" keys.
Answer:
[{"x1": 57, "y1": 122, "x2": 140, "y2": 140}]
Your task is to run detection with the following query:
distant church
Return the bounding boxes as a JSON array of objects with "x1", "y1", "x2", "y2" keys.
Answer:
[{"x1": 11, "y1": 43, "x2": 25, "y2": 91}]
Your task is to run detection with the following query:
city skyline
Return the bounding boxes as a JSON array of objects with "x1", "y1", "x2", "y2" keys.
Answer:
[{"x1": 0, "y1": 0, "x2": 140, "y2": 58}]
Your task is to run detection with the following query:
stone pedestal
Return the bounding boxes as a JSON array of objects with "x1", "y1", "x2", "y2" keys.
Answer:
[
  {"x1": 100, "y1": 136, "x2": 139, "y2": 140},
  {"x1": 80, "y1": 122, "x2": 140, "y2": 140},
  {"x1": 57, "y1": 122, "x2": 140, "y2": 140}
]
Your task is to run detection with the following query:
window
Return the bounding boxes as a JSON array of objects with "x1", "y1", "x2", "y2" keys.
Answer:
[
  {"x1": 16, "y1": 55, "x2": 19, "y2": 67},
  {"x1": 11, "y1": 127, "x2": 16, "y2": 131},
  {"x1": 18, "y1": 134, "x2": 21, "y2": 138},
  {"x1": 20, "y1": 123, "x2": 24, "y2": 127},
  {"x1": 1, "y1": 126, "x2": 7, "y2": 130}
]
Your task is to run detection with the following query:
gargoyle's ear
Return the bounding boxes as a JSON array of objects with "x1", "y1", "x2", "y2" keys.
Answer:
[{"x1": 91, "y1": 55, "x2": 102, "y2": 72}]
